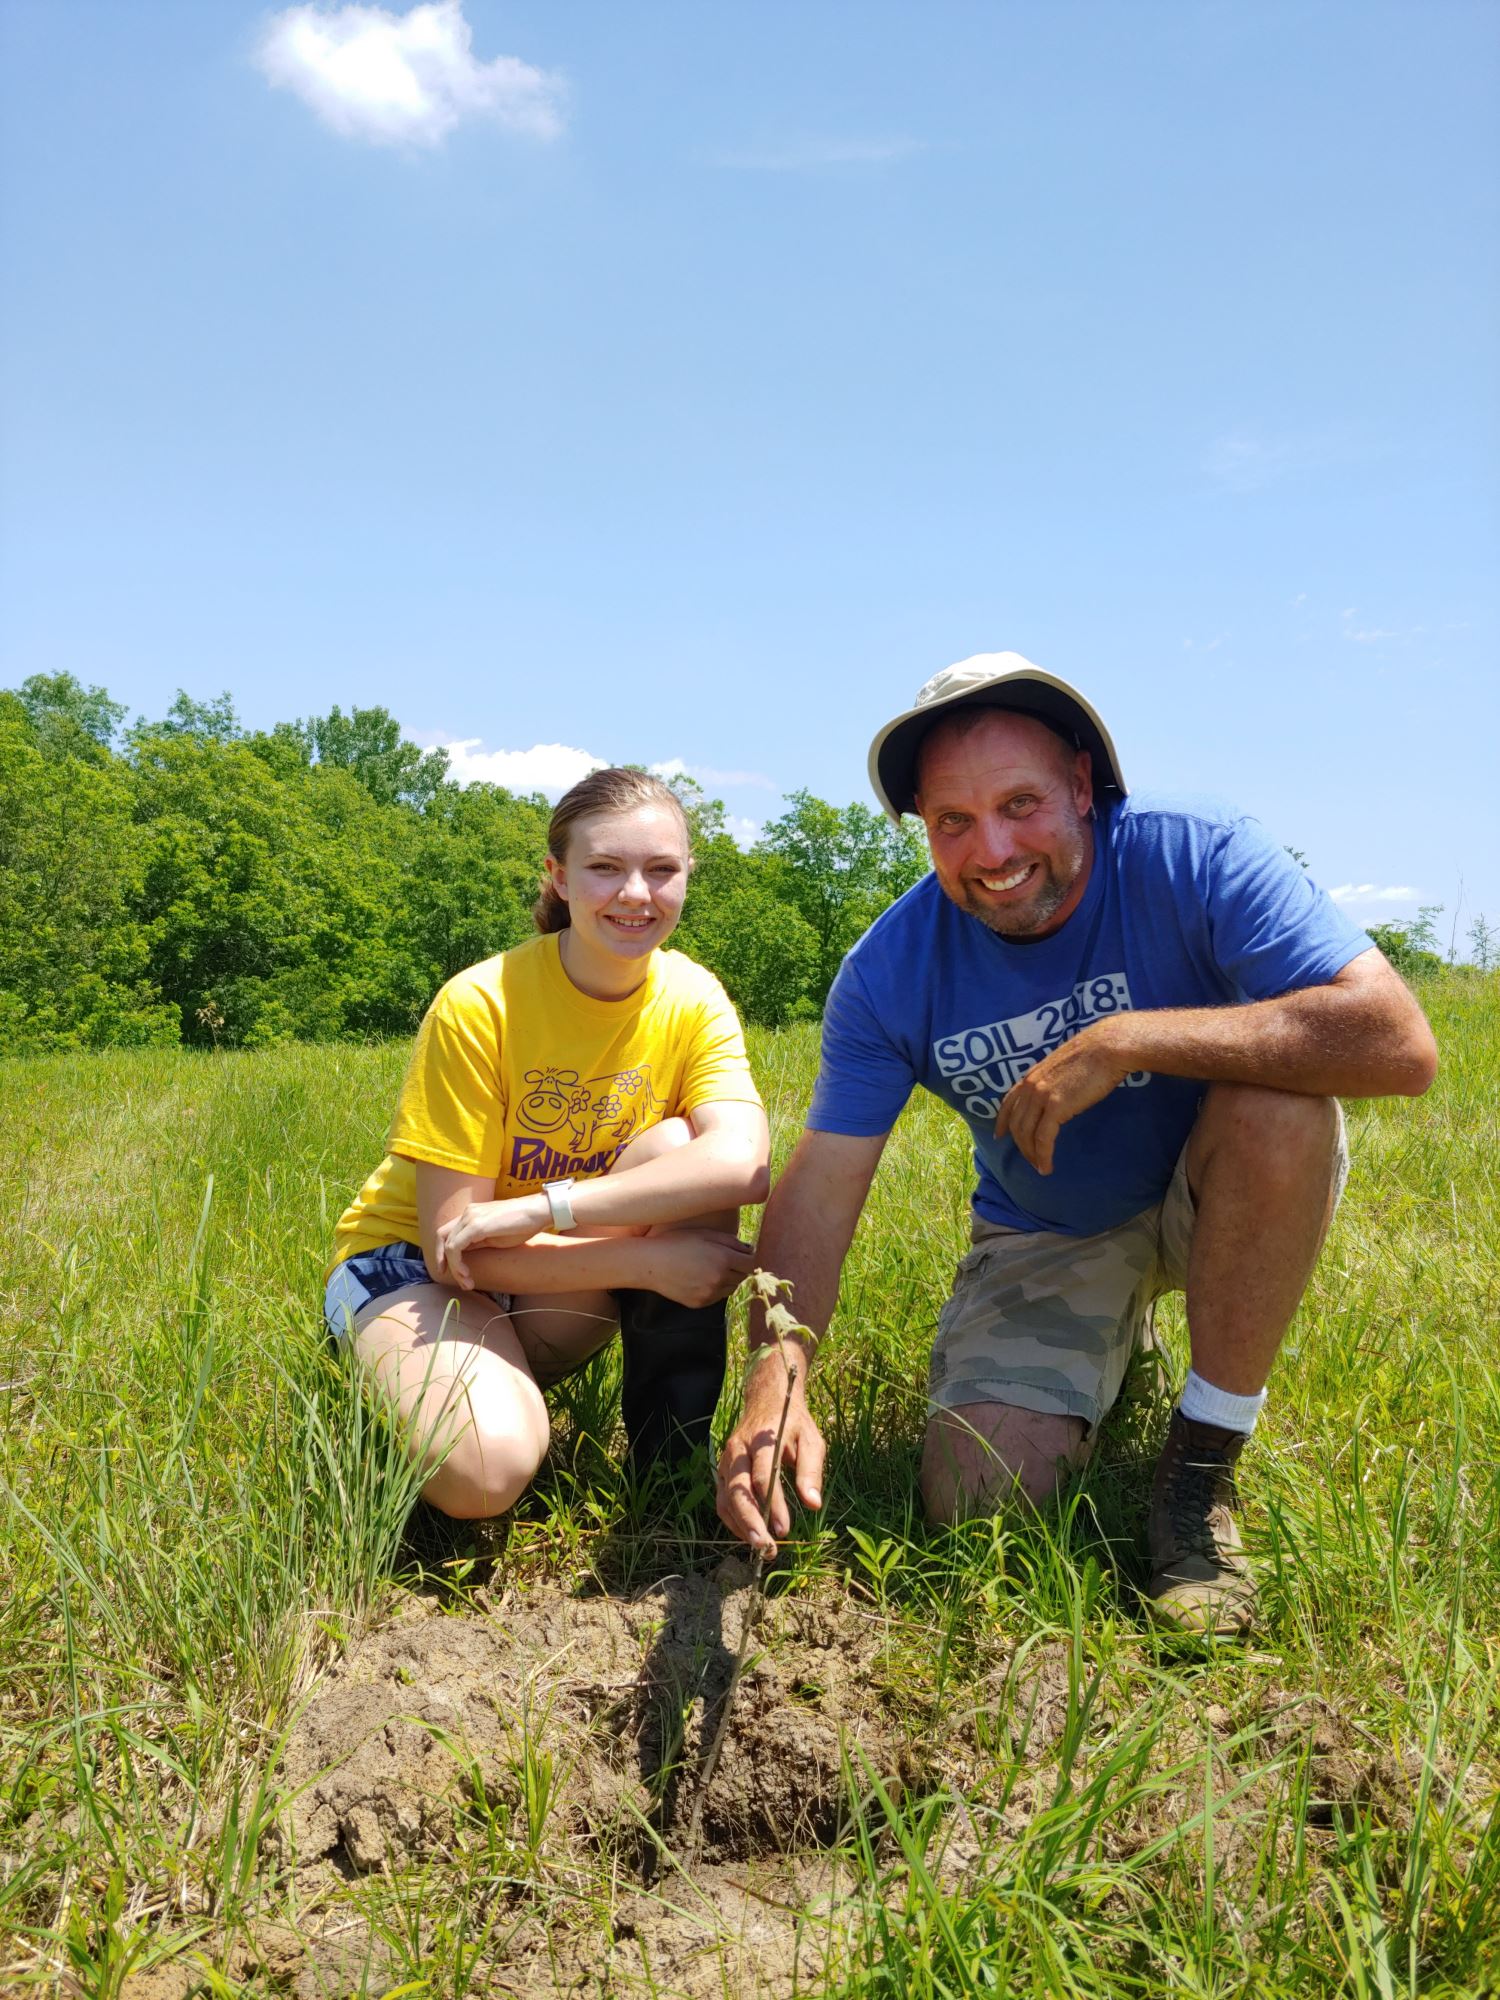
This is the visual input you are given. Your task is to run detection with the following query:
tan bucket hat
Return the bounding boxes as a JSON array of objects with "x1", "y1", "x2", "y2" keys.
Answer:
[{"x1": 867, "y1": 651, "x2": 1128, "y2": 822}]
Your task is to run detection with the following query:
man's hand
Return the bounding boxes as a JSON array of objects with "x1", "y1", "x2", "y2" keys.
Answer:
[
  {"x1": 641, "y1": 1230, "x2": 758, "y2": 1308},
  {"x1": 995, "y1": 1019, "x2": 1132, "y2": 1174},
  {"x1": 716, "y1": 1346, "x2": 826, "y2": 1555},
  {"x1": 436, "y1": 1194, "x2": 549, "y2": 1286}
]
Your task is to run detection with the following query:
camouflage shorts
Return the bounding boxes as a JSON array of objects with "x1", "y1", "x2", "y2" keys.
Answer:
[{"x1": 928, "y1": 1107, "x2": 1348, "y2": 1431}]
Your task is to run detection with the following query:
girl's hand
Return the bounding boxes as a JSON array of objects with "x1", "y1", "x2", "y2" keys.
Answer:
[
  {"x1": 642, "y1": 1229, "x2": 757, "y2": 1308},
  {"x1": 436, "y1": 1195, "x2": 549, "y2": 1288}
]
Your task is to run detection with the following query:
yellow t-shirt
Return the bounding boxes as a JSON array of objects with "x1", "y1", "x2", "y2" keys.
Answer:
[{"x1": 331, "y1": 934, "x2": 761, "y2": 1267}]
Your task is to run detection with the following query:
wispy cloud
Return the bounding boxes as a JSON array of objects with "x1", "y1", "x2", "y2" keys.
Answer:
[
  {"x1": 651, "y1": 756, "x2": 776, "y2": 791},
  {"x1": 1182, "y1": 634, "x2": 1227, "y2": 653},
  {"x1": 713, "y1": 136, "x2": 924, "y2": 171},
  {"x1": 431, "y1": 737, "x2": 604, "y2": 795},
  {"x1": 1203, "y1": 432, "x2": 1330, "y2": 493},
  {"x1": 255, "y1": 0, "x2": 564, "y2": 148},
  {"x1": 417, "y1": 738, "x2": 779, "y2": 809},
  {"x1": 1329, "y1": 883, "x2": 1419, "y2": 906}
]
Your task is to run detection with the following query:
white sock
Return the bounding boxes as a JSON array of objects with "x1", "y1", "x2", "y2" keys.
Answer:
[{"x1": 1178, "y1": 1369, "x2": 1267, "y2": 1436}]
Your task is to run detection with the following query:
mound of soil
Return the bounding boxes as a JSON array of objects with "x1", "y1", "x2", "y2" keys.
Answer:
[
  {"x1": 271, "y1": 1558, "x2": 923, "y2": 1888},
  {"x1": 238, "y1": 1560, "x2": 942, "y2": 1995}
]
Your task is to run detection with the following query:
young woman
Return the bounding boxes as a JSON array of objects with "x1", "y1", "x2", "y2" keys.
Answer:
[{"x1": 324, "y1": 767, "x2": 769, "y2": 1528}]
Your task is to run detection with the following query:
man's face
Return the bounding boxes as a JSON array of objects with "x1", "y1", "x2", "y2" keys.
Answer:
[{"x1": 915, "y1": 710, "x2": 1095, "y2": 938}]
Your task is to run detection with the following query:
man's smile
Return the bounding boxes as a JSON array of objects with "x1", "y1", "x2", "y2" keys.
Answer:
[{"x1": 975, "y1": 862, "x2": 1038, "y2": 894}]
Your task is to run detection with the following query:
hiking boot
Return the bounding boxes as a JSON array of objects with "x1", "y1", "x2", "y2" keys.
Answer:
[
  {"x1": 613, "y1": 1290, "x2": 727, "y2": 1473},
  {"x1": 1146, "y1": 1410, "x2": 1257, "y2": 1636}
]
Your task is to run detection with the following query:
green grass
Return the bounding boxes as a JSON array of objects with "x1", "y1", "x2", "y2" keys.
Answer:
[{"x1": 1, "y1": 983, "x2": 1497, "y2": 1996}]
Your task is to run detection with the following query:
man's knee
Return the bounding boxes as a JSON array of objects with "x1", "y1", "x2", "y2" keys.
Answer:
[
  {"x1": 1193, "y1": 1084, "x2": 1339, "y2": 1184},
  {"x1": 921, "y1": 1404, "x2": 1089, "y2": 1524}
]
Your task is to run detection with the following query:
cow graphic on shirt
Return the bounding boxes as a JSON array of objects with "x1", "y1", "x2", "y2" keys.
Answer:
[{"x1": 509, "y1": 1064, "x2": 668, "y2": 1182}]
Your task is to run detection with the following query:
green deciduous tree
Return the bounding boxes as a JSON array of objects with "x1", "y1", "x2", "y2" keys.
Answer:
[
  {"x1": 676, "y1": 875, "x2": 820, "y2": 1027},
  {"x1": 15, "y1": 672, "x2": 126, "y2": 764},
  {"x1": 0, "y1": 698, "x2": 175, "y2": 1051},
  {"x1": 130, "y1": 734, "x2": 402, "y2": 1046},
  {"x1": 306, "y1": 704, "x2": 451, "y2": 809},
  {"x1": 1368, "y1": 906, "x2": 1446, "y2": 979},
  {"x1": 756, "y1": 791, "x2": 928, "y2": 1002},
  {"x1": 0, "y1": 677, "x2": 936, "y2": 1053}
]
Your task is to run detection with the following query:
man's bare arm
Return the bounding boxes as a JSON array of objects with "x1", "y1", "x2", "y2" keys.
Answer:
[
  {"x1": 716, "y1": 1128, "x2": 888, "y2": 1551},
  {"x1": 998, "y1": 947, "x2": 1438, "y2": 1175}
]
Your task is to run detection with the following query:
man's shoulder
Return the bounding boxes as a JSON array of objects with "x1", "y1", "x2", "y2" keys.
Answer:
[
  {"x1": 1107, "y1": 791, "x2": 1263, "y2": 878},
  {"x1": 1111, "y1": 790, "x2": 1253, "y2": 843}
]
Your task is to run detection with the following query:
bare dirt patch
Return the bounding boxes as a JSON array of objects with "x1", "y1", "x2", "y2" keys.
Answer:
[
  {"x1": 248, "y1": 1559, "x2": 932, "y2": 1995},
  {"x1": 273, "y1": 1557, "x2": 923, "y2": 1885}
]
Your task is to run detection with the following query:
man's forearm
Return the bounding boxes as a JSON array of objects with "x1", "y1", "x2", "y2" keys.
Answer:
[
  {"x1": 1098, "y1": 969, "x2": 1437, "y2": 1099},
  {"x1": 744, "y1": 1131, "x2": 885, "y2": 1384},
  {"x1": 748, "y1": 1203, "x2": 845, "y2": 1368}
]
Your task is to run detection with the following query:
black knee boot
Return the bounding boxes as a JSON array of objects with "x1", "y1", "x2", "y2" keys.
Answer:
[{"x1": 613, "y1": 1290, "x2": 728, "y2": 1472}]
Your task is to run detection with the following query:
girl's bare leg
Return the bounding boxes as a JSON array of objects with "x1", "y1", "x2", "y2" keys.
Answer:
[
  {"x1": 351, "y1": 1285, "x2": 550, "y2": 1520},
  {"x1": 355, "y1": 1119, "x2": 732, "y2": 1518}
]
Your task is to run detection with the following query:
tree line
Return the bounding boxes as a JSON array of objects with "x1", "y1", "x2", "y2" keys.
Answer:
[{"x1": 0, "y1": 675, "x2": 927, "y2": 1054}]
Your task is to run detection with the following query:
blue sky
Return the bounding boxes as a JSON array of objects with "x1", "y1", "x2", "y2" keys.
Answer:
[{"x1": 2, "y1": 1, "x2": 1496, "y2": 937}]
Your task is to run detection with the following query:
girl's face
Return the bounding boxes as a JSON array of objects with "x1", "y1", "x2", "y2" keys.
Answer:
[{"x1": 547, "y1": 804, "x2": 691, "y2": 971}]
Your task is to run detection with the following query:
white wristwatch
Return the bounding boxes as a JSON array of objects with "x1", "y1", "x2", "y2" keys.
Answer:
[{"x1": 543, "y1": 1177, "x2": 577, "y2": 1233}]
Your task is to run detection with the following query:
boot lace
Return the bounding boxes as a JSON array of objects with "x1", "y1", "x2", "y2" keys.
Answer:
[{"x1": 1166, "y1": 1447, "x2": 1233, "y2": 1557}]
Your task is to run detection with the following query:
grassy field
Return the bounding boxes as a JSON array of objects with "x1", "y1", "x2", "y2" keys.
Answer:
[{"x1": 1, "y1": 981, "x2": 1496, "y2": 1997}]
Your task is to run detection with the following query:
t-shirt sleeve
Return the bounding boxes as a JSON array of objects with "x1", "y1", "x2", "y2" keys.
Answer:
[
  {"x1": 676, "y1": 978, "x2": 763, "y2": 1113},
  {"x1": 1206, "y1": 817, "x2": 1374, "y2": 999},
  {"x1": 388, "y1": 984, "x2": 509, "y2": 1178},
  {"x1": 807, "y1": 956, "x2": 916, "y2": 1137}
]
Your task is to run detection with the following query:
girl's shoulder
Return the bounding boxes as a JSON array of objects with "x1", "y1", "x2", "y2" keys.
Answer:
[
  {"x1": 429, "y1": 936, "x2": 551, "y2": 1021},
  {"x1": 649, "y1": 946, "x2": 734, "y2": 1010}
]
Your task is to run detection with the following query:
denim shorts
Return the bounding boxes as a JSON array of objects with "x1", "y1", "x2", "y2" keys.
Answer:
[{"x1": 323, "y1": 1240, "x2": 512, "y2": 1345}]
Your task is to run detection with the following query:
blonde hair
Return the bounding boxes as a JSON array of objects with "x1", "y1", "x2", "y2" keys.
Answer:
[{"x1": 532, "y1": 767, "x2": 691, "y2": 934}]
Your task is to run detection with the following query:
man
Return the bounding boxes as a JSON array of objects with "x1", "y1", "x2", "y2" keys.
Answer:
[{"x1": 716, "y1": 653, "x2": 1437, "y2": 1634}]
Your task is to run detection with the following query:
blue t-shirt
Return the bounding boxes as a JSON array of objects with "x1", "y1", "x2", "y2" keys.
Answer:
[{"x1": 808, "y1": 793, "x2": 1372, "y2": 1237}]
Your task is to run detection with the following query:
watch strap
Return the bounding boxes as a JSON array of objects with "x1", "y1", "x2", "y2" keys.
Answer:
[{"x1": 544, "y1": 1177, "x2": 577, "y2": 1232}]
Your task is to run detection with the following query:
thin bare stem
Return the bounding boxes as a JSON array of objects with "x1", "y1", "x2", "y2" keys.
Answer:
[{"x1": 684, "y1": 1353, "x2": 799, "y2": 1861}]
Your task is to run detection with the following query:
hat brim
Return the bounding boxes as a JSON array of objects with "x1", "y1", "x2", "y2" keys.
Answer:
[{"x1": 868, "y1": 668, "x2": 1127, "y2": 822}]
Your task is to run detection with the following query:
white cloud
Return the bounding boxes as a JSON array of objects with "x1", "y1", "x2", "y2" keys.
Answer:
[
  {"x1": 255, "y1": 0, "x2": 564, "y2": 148},
  {"x1": 1329, "y1": 883, "x2": 1419, "y2": 905},
  {"x1": 723, "y1": 814, "x2": 762, "y2": 849},
  {"x1": 1203, "y1": 432, "x2": 1331, "y2": 493},
  {"x1": 714, "y1": 136, "x2": 924, "y2": 171},
  {"x1": 650, "y1": 756, "x2": 776, "y2": 791},
  {"x1": 416, "y1": 735, "x2": 779, "y2": 811},
  {"x1": 435, "y1": 737, "x2": 604, "y2": 795},
  {"x1": 1344, "y1": 628, "x2": 1399, "y2": 644}
]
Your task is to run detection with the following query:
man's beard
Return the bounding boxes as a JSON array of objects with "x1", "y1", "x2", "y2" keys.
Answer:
[{"x1": 957, "y1": 814, "x2": 1091, "y2": 938}]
